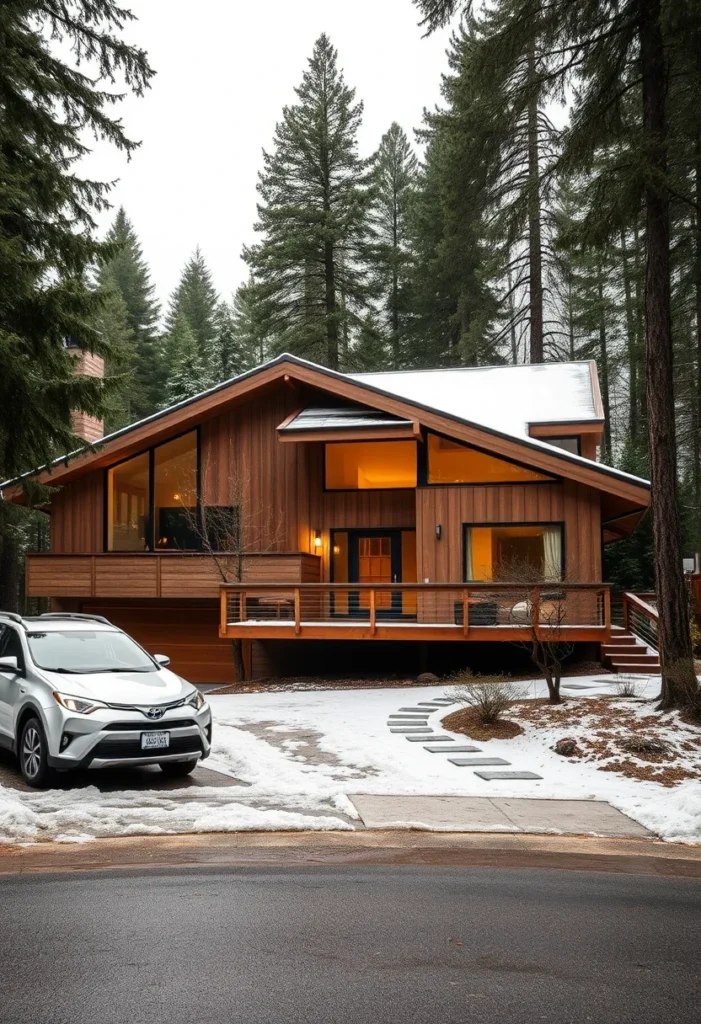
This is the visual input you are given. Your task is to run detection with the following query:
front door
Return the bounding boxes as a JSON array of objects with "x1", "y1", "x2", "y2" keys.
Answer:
[{"x1": 349, "y1": 530, "x2": 403, "y2": 617}]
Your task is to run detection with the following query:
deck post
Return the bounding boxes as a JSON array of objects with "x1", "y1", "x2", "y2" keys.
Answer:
[
  {"x1": 532, "y1": 588, "x2": 540, "y2": 640},
  {"x1": 369, "y1": 588, "x2": 376, "y2": 636},
  {"x1": 462, "y1": 589, "x2": 469, "y2": 637},
  {"x1": 294, "y1": 587, "x2": 301, "y2": 635},
  {"x1": 219, "y1": 587, "x2": 228, "y2": 637},
  {"x1": 622, "y1": 593, "x2": 630, "y2": 631},
  {"x1": 603, "y1": 587, "x2": 611, "y2": 638},
  {"x1": 239, "y1": 590, "x2": 246, "y2": 624}
]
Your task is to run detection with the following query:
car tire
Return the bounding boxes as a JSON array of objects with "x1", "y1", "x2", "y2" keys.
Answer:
[
  {"x1": 19, "y1": 717, "x2": 53, "y2": 788},
  {"x1": 159, "y1": 758, "x2": 198, "y2": 777}
]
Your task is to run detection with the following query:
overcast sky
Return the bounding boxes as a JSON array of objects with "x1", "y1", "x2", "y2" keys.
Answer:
[{"x1": 81, "y1": 1, "x2": 453, "y2": 314}]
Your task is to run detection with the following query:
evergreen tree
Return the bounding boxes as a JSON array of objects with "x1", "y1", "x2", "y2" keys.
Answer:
[
  {"x1": 229, "y1": 279, "x2": 271, "y2": 368},
  {"x1": 369, "y1": 123, "x2": 418, "y2": 367},
  {"x1": 0, "y1": 1, "x2": 153, "y2": 482},
  {"x1": 165, "y1": 247, "x2": 220, "y2": 371},
  {"x1": 100, "y1": 208, "x2": 162, "y2": 418},
  {"x1": 244, "y1": 34, "x2": 375, "y2": 370},
  {"x1": 165, "y1": 315, "x2": 215, "y2": 405},
  {"x1": 94, "y1": 271, "x2": 138, "y2": 432}
]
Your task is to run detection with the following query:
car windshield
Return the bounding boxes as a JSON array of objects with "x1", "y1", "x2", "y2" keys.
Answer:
[{"x1": 26, "y1": 630, "x2": 157, "y2": 674}]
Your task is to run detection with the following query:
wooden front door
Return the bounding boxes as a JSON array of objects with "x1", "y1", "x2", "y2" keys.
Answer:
[{"x1": 348, "y1": 530, "x2": 402, "y2": 615}]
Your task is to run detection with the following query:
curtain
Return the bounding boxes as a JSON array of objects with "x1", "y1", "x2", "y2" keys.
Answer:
[{"x1": 543, "y1": 526, "x2": 562, "y2": 581}]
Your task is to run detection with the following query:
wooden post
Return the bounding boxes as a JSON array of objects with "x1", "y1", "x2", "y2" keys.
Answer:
[
  {"x1": 239, "y1": 590, "x2": 246, "y2": 624},
  {"x1": 603, "y1": 587, "x2": 612, "y2": 638},
  {"x1": 294, "y1": 587, "x2": 301, "y2": 635},
  {"x1": 462, "y1": 589, "x2": 469, "y2": 637},
  {"x1": 622, "y1": 593, "x2": 630, "y2": 631},
  {"x1": 532, "y1": 588, "x2": 541, "y2": 640},
  {"x1": 370, "y1": 588, "x2": 376, "y2": 637},
  {"x1": 219, "y1": 587, "x2": 228, "y2": 637}
]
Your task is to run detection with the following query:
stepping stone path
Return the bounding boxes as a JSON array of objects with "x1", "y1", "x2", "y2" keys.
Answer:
[
  {"x1": 475, "y1": 771, "x2": 543, "y2": 781},
  {"x1": 386, "y1": 695, "x2": 542, "y2": 781},
  {"x1": 448, "y1": 757, "x2": 511, "y2": 767}
]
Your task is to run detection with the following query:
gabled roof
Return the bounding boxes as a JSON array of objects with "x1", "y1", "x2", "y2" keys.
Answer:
[{"x1": 0, "y1": 353, "x2": 650, "y2": 505}]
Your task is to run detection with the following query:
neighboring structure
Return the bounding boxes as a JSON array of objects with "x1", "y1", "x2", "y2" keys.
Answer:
[
  {"x1": 66, "y1": 341, "x2": 105, "y2": 443},
  {"x1": 1, "y1": 355, "x2": 653, "y2": 683}
]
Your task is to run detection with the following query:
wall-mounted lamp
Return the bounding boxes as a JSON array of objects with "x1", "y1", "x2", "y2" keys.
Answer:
[
  {"x1": 435, "y1": 524, "x2": 442, "y2": 540},
  {"x1": 314, "y1": 529, "x2": 322, "y2": 549}
]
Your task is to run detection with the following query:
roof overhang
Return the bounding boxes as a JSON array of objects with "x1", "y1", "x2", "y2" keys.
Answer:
[{"x1": 0, "y1": 354, "x2": 651, "y2": 512}]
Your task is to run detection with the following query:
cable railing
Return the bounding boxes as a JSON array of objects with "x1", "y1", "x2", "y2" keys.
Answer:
[
  {"x1": 219, "y1": 582, "x2": 611, "y2": 640},
  {"x1": 622, "y1": 591, "x2": 659, "y2": 651}
]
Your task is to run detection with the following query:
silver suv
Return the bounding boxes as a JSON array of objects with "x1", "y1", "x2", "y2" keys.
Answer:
[{"x1": 0, "y1": 612, "x2": 212, "y2": 788}]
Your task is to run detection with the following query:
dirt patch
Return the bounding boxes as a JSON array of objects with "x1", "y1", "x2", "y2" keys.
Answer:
[{"x1": 441, "y1": 706, "x2": 523, "y2": 740}]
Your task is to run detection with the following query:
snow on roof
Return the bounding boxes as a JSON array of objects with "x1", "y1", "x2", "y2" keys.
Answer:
[
  {"x1": 281, "y1": 407, "x2": 413, "y2": 432},
  {"x1": 350, "y1": 362, "x2": 600, "y2": 441}
]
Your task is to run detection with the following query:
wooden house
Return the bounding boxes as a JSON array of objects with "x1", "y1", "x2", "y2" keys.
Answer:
[{"x1": 0, "y1": 354, "x2": 654, "y2": 683}]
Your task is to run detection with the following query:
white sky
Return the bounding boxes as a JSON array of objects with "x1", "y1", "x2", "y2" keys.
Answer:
[{"x1": 81, "y1": 0, "x2": 453, "y2": 312}]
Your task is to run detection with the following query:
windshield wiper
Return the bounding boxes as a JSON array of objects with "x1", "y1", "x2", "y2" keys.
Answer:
[{"x1": 99, "y1": 666, "x2": 154, "y2": 673}]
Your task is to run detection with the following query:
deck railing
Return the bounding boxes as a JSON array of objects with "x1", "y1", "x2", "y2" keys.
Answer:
[
  {"x1": 622, "y1": 591, "x2": 659, "y2": 651},
  {"x1": 219, "y1": 582, "x2": 611, "y2": 642}
]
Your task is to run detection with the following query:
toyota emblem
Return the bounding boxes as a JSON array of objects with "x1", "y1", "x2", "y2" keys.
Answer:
[{"x1": 146, "y1": 707, "x2": 165, "y2": 720}]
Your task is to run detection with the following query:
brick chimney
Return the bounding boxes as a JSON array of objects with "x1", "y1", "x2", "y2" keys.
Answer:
[{"x1": 66, "y1": 342, "x2": 105, "y2": 443}]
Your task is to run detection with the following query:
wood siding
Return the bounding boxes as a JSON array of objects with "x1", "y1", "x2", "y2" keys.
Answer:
[
  {"x1": 416, "y1": 481, "x2": 601, "y2": 583},
  {"x1": 50, "y1": 476, "x2": 103, "y2": 553}
]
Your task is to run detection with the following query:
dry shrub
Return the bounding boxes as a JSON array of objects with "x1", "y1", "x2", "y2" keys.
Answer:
[
  {"x1": 620, "y1": 734, "x2": 670, "y2": 756},
  {"x1": 614, "y1": 675, "x2": 639, "y2": 698},
  {"x1": 450, "y1": 680, "x2": 525, "y2": 725}
]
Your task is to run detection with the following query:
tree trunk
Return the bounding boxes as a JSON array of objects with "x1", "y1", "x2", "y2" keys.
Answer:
[
  {"x1": 693, "y1": 120, "x2": 701, "y2": 543},
  {"x1": 231, "y1": 638, "x2": 246, "y2": 685},
  {"x1": 507, "y1": 263, "x2": 519, "y2": 363},
  {"x1": 392, "y1": 194, "x2": 400, "y2": 368},
  {"x1": 620, "y1": 228, "x2": 639, "y2": 441},
  {"x1": 324, "y1": 241, "x2": 338, "y2": 370},
  {"x1": 640, "y1": 0, "x2": 698, "y2": 707},
  {"x1": 597, "y1": 261, "x2": 612, "y2": 457},
  {"x1": 527, "y1": 45, "x2": 544, "y2": 364}
]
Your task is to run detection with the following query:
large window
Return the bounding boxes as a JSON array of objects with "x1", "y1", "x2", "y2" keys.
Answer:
[
  {"x1": 427, "y1": 433, "x2": 553, "y2": 485},
  {"x1": 325, "y1": 441, "x2": 417, "y2": 490},
  {"x1": 464, "y1": 524, "x2": 563, "y2": 582},
  {"x1": 106, "y1": 431, "x2": 200, "y2": 551}
]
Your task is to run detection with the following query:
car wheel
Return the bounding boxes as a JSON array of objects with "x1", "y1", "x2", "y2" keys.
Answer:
[
  {"x1": 20, "y1": 717, "x2": 53, "y2": 788},
  {"x1": 159, "y1": 758, "x2": 198, "y2": 777}
]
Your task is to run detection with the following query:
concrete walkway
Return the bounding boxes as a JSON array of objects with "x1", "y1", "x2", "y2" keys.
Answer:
[{"x1": 349, "y1": 795, "x2": 653, "y2": 838}]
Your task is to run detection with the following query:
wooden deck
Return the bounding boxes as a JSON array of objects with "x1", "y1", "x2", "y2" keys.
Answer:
[{"x1": 219, "y1": 582, "x2": 612, "y2": 643}]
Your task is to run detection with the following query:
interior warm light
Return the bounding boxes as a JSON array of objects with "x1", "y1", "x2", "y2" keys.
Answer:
[
  {"x1": 314, "y1": 530, "x2": 322, "y2": 548},
  {"x1": 172, "y1": 493, "x2": 181, "y2": 502}
]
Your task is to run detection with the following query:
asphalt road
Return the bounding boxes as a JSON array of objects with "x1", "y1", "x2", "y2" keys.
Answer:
[{"x1": 1, "y1": 866, "x2": 699, "y2": 1024}]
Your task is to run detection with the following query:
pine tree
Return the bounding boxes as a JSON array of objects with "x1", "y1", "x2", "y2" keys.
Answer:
[
  {"x1": 95, "y1": 271, "x2": 137, "y2": 432},
  {"x1": 0, "y1": 1, "x2": 153, "y2": 481},
  {"x1": 244, "y1": 34, "x2": 375, "y2": 370},
  {"x1": 165, "y1": 315, "x2": 215, "y2": 405},
  {"x1": 100, "y1": 208, "x2": 162, "y2": 418},
  {"x1": 165, "y1": 247, "x2": 220, "y2": 373},
  {"x1": 229, "y1": 279, "x2": 270, "y2": 368},
  {"x1": 369, "y1": 123, "x2": 418, "y2": 367}
]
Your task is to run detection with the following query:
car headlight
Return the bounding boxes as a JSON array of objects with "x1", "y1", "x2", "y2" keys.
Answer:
[
  {"x1": 186, "y1": 689, "x2": 206, "y2": 710},
  {"x1": 53, "y1": 692, "x2": 107, "y2": 715}
]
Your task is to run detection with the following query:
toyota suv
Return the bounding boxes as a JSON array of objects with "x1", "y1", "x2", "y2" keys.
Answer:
[{"x1": 0, "y1": 612, "x2": 212, "y2": 788}]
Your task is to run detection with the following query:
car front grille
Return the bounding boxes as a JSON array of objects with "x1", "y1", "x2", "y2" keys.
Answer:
[
  {"x1": 90, "y1": 735, "x2": 203, "y2": 760},
  {"x1": 102, "y1": 719, "x2": 197, "y2": 731}
]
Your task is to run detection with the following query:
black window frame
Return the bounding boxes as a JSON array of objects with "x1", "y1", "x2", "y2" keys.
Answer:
[
  {"x1": 540, "y1": 435, "x2": 581, "y2": 456},
  {"x1": 322, "y1": 439, "x2": 419, "y2": 492},
  {"x1": 421, "y1": 430, "x2": 560, "y2": 487},
  {"x1": 103, "y1": 427, "x2": 202, "y2": 553}
]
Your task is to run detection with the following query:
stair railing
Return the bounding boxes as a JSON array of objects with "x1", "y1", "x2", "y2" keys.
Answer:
[{"x1": 622, "y1": 592, "x2": 659, "y2": 652}]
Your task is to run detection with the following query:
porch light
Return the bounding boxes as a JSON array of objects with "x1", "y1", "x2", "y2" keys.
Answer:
[
  {"x1": 314, "y1": 530, "x2": 322, "y2": 548},
  {"x1": 435, "y1": 524, "x2": 442, "y2": 540}
]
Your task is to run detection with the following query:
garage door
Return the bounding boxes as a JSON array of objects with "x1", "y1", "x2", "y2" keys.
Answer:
[{"x1": 81, "y1": 601, "x2": 242, "y2": 684}]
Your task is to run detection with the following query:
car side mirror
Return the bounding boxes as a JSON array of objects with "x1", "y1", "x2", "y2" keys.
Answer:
[
  {"x1": 0, "y1": 656, "x2": 20, "y2": 675},
  {"x1": 154, "y1": 654, "x2": 171, "y2": 668}
]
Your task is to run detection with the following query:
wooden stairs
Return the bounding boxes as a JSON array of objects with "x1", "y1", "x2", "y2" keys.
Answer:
[{"x1": 601, "y1": 629, "x2": 660, "y2": 674}]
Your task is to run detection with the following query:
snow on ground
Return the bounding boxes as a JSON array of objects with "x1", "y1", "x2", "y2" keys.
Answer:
[{"x1": 0, "y1": 676, "x2": 699, "y2": 844}]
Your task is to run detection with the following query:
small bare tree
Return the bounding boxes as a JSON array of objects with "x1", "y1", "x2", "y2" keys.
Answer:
[
  {"x1": 174, "y1": 442, "x2": 284, "y2": 683},
  {"x1": 492, "y1": 554, "x2": 580, "y2": 705}
]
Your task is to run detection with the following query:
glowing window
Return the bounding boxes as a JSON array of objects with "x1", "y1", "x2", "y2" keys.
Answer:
[
  {"x1": 325, "y1": 441, "x2": 417, "y2": 490},
  {"x1": 464, "y1": 525, "x2": 563, "y2": 582},
  {"x1": 427, "y1": 433, "x2": 553, "y2": 484},
  {"x1": 107, "y1": 453, "x2": 150, "y2": 551},
  {"x1": 154, "y1": 431, "x2": 199, "y2": 550}
]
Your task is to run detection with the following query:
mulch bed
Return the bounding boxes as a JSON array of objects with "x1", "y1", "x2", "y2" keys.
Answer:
[{"x1": 441, "y1": 706, "x2": 523, "y2": 740}]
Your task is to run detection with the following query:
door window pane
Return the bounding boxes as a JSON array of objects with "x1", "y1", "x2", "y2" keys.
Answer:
[
  {"x1": 427, "y1": 433, "x2": 553, "y2": 484},
  {"x1": 107, "y1": 453, "x2": 150, "y2": 551},
  {"x1": 325, "y1": 441, "x2": 417, "y2": 489},
  {"x1": 154, "y1": 431, "x2": 199, "y2": 550}
]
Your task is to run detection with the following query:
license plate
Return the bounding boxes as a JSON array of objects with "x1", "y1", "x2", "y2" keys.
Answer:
[{"x1": 140, "y1": 731, "x2": 170, "y2": 750}]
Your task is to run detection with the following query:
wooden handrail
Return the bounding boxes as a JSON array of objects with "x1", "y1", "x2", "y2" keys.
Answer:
[
  {"x1": 219, "y1": 581, "x2": 610, "y2": 592},
  {"x1": 622, "y1": 591, "x2": 659, "y2": 620}
]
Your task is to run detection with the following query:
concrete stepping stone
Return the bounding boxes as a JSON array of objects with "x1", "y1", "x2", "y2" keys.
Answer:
[
  {"x1": 425, "y1": 744, "x2": 481, "y2": 753},
  {"x1": 389, "y1": 727, "x2": 433, "y2": 734},
  {"x1": 448, "y1": 757, "x2": 511, "y2": 767},
  {"x1": 397, "y1": 707, "x2": 434, "y2": 713},
  {"x1": 405, "y1": 734, "x2": 449, "y2": 742},
  {"x1": 416, "y1": 701, "x2": 444, "y2": 707},
  {"x1": 475, "y1": 770, "x2": 543, "y2": 780},
  {"x1": 388, "y1": 714, "x2": 430, "y2": 719}
]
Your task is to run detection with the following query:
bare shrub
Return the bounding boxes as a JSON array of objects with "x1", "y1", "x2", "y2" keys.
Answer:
[
  {"x1": 614, "y1": 675, "x2": 639, "y2": 698},
  {"x1": 620, "y1": 734, "x2": 670, "y2": 756},
  {"x1": 450, "y1": 681, "x2": 525, "y2": 725}
]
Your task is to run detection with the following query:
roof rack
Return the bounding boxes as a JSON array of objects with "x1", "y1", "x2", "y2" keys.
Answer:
[
  {"x1": 0, "y1": 611, "x2": 24, "y2": 626},
  {"x1": 37, "y1": 612, "x2": 113, "y2": 626}
]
